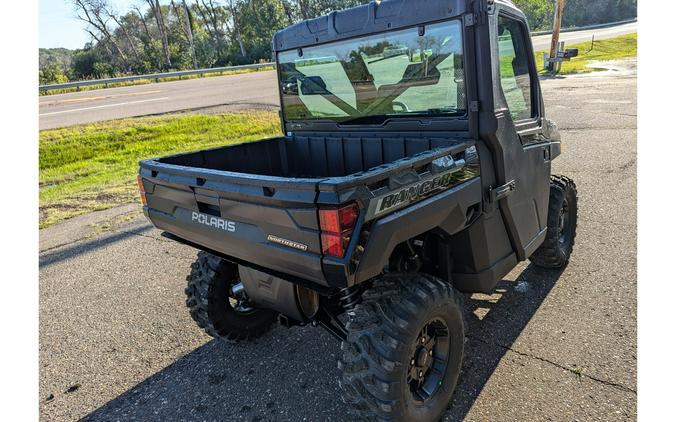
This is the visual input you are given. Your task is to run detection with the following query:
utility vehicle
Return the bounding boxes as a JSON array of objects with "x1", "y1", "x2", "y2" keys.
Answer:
[{"x1": 138, "y1": 0, "x2": 578, "y2": 419}]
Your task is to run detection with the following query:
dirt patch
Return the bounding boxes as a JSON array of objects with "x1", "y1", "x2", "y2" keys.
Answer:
[{"x1": 87, "y1": 209, "x2": 144, "y2": 238}]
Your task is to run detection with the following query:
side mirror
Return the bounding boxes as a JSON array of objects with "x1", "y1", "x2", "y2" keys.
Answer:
[{"x1": 300, "y1": 76, "x2": 329, "y2": 95}]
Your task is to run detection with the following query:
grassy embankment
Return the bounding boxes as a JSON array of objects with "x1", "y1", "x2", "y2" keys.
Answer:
[
  {"x1": 40, "y1": 66, "x2": 275, "y2": 96},
  {"x1": 536, "y1": 33, "x2": 636, "y2": 74},
  {"x1": 39, "y1": 111, "x2": 281, "y2": 228},
  {"x1": 39, "y1": 34, "x2": 637, "y2": 228}
]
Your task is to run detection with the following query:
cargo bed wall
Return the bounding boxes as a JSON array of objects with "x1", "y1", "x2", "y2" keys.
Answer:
[{"x1": 158, "y1": 135, "x2": 466, "y2": 179}]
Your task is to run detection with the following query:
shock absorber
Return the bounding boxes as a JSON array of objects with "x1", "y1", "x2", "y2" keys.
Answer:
[
  {"x1": 338, "y1": 285, "x2": 363, "y2": 313},
  {"x1": 310, "y1": 286, "x2": 362, "y2": 341}
]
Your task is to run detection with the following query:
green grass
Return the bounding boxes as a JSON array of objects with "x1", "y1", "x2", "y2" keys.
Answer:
[
  {"x1": 39, "y1": 111, "x2": 281, "y2": 228},
  {"x1": 536, "y1": 33, "x2": 637, "y2": 75},
  {"x1": 40, "y1": 66, "x2": 275, "y2": 96}
]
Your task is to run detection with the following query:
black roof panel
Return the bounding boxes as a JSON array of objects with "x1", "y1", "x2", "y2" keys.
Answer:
[{"x1": 272, "y1": 0, "x2": 469, "y2": 52}]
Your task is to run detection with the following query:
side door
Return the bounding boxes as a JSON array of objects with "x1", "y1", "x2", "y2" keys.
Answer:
[{"x1": 490, "y1": 11, "x2": 552, "y2": 260}]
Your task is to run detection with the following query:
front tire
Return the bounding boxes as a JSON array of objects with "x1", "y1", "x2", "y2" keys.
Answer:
[
  {"x1": 338, "y1": 273, "x2": 464, "y2": 421},
  {"x1": 530, "y1": 175, "x2": 578, "y2": 268},
  {"x1": 185, "y1": 251, "x2": 277, "y2": 342}
]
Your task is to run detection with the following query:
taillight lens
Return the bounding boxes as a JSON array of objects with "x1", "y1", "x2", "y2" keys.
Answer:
[
  {"x1": 320, "y1": 233, "x2": 345, "y2": 257},
  {"x1": 137, "y1": 175, "x2": 147, "y2": 205},
  {"x1": 319, "y1": 203, "x2": 359, "y2": 258},
  {"x1": 338, "y1": 203, "x2": 359, "y2": 228}
]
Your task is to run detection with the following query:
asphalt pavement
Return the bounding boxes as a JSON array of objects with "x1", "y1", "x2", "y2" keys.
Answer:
[
  {"x1": 39, "y1": 62, "x2": 637, "y2": 421},
  {"x1": 38, "y1": 21, "x2": 637, "y2": 130}
]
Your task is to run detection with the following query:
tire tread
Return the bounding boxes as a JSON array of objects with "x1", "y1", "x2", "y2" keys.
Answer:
[
  {"x1": 338, "y1": 273, "x2": 463, "y2": 421},
  {"x1": 530, "y1": 175, "x2": 578, "y2": 268},
  {"x1": 185, "y1": 251, "x2": 276, "y2": 342}
]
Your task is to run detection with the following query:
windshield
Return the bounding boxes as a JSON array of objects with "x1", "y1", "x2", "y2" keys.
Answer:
[{"x1": 278, "y1": 20, "x2": 465, "y2": 124}]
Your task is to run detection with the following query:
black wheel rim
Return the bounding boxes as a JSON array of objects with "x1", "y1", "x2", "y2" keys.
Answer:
[
  {"x1": 558, "y1": 198, "x2": 572, "y2": 251},
  {"x1": 406, "y1": 318, "x2": 451, "y2": 403},
  {"x1": 228, "y1": 280, "x2": 255, "y2": 314}
]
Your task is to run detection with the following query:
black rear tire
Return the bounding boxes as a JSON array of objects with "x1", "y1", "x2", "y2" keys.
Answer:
[
  {"x1": 338, "y1": 273, "x2": 464, "y2": 422},
  {"x1": 185, "y1": 251, "x2": 277, "y2": 342},
  {"x1": 530, "y1": 175, "x2": 578, "y2": 268}
]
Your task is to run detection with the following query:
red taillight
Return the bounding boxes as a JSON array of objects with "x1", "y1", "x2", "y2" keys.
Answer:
[
  {"x1": 338, "y1": 203, "x2": 359, "y2": 228},
  {"x1": 319, "y1": 203, "x2": 359, "y2": 258},
  {"x1": 319, "y1": 208, "x2": 341, "y2": 234},
  {"x1": 137, "y1": 175, "x2": 147, "y2": 205},
  {"x1": 319, "y1": 203, "x2": 359, "y2": 233},
  {"x1": 320, "y1": 233, "x2": 345, "y2": 257}
]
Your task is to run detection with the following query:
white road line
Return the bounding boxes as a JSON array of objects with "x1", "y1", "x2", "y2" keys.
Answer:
[{"x1": 39, "y1": 97, "x2": 170, "y2": 116}]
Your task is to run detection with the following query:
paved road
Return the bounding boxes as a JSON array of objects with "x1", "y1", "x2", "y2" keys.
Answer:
[
  {"x1": 534, "y1": 21, "x2": 636, "y2": 48},
  {"x1": 39, "y1": 21, "x2": 637, "y2": 130},
  {"x1": 39, "y1": 66, "x2": 636, "y2": 421}
]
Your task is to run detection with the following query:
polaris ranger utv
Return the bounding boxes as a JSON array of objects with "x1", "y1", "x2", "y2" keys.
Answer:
[{"x1": 138, "y1": 0, "x2": 578, "y2": 419}]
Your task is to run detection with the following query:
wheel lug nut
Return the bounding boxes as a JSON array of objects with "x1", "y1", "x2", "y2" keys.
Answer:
[
  {"x1": 422, "y1": 337, "x2": 426, "y2": 343},
  {"x1": 419, "y1": 370, "x2": 424, "y2": 377},
  {"x1": 429, "y1": 350, "x2": 433, "y2": 356},
  {"x1": 411, "y1": 359, "x2": 415, "y2": 365}
]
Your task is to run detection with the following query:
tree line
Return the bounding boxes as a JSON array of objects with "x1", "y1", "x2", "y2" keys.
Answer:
[
  {"x1": 39, "y1": 0, "x2": 636, "y2": 85},
  {"x1": 513, "y1": 0, "x2": 636, "y2": 34}
]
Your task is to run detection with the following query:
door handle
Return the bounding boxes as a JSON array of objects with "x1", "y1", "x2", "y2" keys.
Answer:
[{"x1": 489, "y1": 180, "x2": 516, "y2": 203}]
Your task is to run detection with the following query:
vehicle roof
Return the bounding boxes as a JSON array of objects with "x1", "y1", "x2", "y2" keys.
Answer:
[
  {"x1": 272, "y1": 0, "x2": 523, "y2": 53},
  {"x1": 273, "y1": 0, "x2": 468, "y2": 52}
]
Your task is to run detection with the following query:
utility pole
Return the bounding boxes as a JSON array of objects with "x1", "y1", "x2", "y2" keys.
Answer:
[{"x1": 548, "y1": 0, "x2": 566, "y2": 71}]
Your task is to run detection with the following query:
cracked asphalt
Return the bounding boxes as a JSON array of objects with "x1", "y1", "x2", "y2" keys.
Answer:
[{"x1": 39, "y1": 64, "x2": 636, "y2": 421}]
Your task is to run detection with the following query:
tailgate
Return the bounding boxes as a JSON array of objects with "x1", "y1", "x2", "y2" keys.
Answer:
[{"x1": 139, "y1": 161, "x2": 327, "y2": 285}]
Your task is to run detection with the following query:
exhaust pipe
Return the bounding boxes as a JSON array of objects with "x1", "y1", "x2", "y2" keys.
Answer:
[{"x1": 238, "y1": 265, "x2": 319, "y2": 322}]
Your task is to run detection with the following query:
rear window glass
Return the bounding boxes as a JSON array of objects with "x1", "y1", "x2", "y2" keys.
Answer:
[{"x1": 278, "y1": 20, "x2": 465, "y2": 123}]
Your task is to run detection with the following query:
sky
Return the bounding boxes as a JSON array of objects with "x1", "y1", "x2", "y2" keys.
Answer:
[{"x1": 40, "y1": 0, "x2": 138, "y2": 49}]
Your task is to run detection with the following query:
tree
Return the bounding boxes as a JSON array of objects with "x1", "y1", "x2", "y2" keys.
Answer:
[
  {"x1": 50, "y1": 0, "x2": 635, "y2": 83},
  {"x1": 171, "y1": 0, "x2": 198, "y2": 69},
  {"x1": 39, "y1": 63, "x2": 69, "y2": 85},
  {"x1": 73, "y1": 0, "x2": 129, "y2": 69},
  {"x1": 224, "y1": 0, "x2": 247, "y2": 58},
  {"x1": 146, "y1": 0, "x2": 172, "y2": 69},
  {"x1": 71, "y1": 48, "x2": 104, "y2": 79},
  {"x1": 562, "y1": 0, "x2": 637, "y2": 27},
  {"x1": 107, "y1": 8, "x2": 141, "y2": 62},
  {"x1": 193, "y1": 0, "x2": 230, "y2": 63},
  {"x1": 512, "y1": 0, "x2": 553, "y2": 30}
]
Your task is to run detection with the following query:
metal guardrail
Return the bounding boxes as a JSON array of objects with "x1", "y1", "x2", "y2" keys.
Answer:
[
  {"x1": 39, "y1": 62, "x2": 275, "y2": 92},
  {"x1": 39, "y1": 18, "x2": 636, "y2": 93}
]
